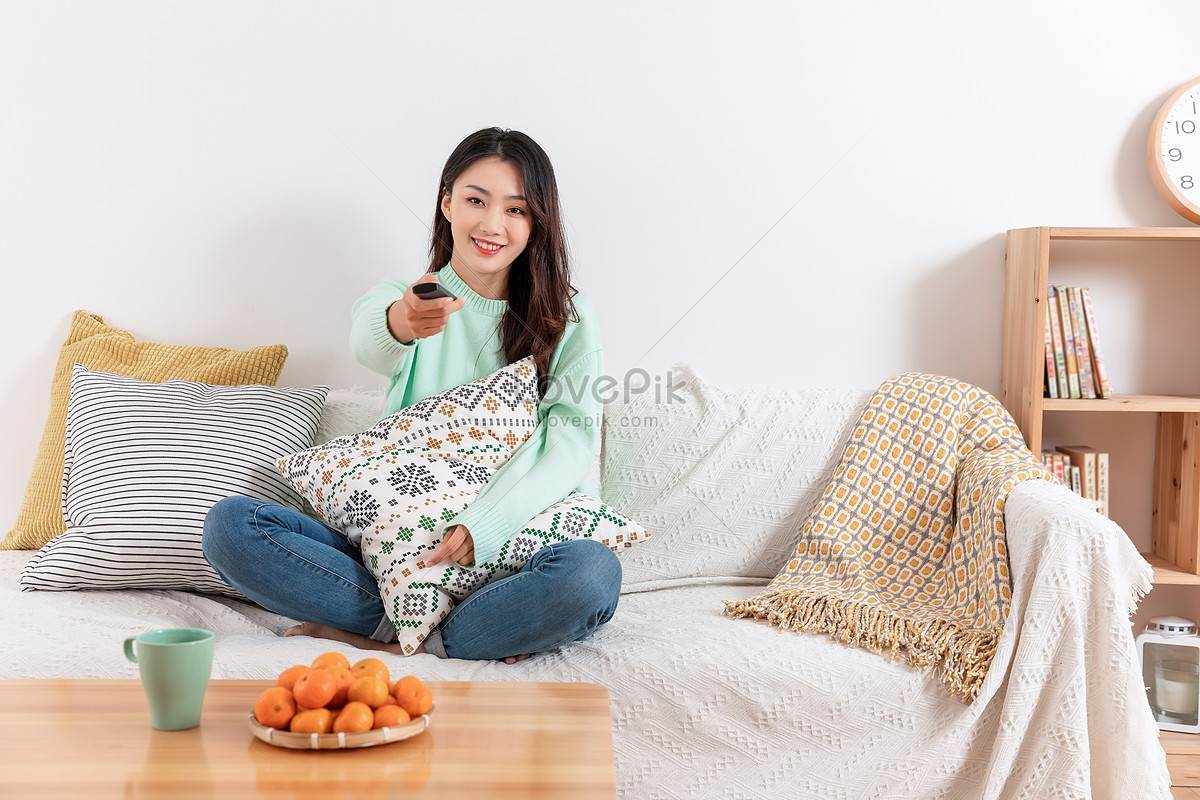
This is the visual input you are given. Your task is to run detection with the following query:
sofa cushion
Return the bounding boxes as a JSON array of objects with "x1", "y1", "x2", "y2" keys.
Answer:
[
  {"x1": 275, "y1": 357, "x2": 648, "y2": 654},
  {"x1": 19, "y1": 366, "x2": 328, "y2": 594},
  {"x1": 601, "y1": 363, "x2": 872, "y2": 585},
  {"x1": 2, "y1": 311, "x2": 289, "y2": 551}
]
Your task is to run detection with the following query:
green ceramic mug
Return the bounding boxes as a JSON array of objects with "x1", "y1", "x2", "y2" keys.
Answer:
[{"x1": 123, "y1": 628, "x2": 214, "y2": 731}]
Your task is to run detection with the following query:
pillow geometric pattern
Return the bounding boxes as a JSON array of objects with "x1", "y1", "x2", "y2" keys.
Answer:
[
  {"x1": 19, "y1": 366, "x2": 328, "y2": 595},
  {"x1": 2, "y1": 310, "x2": 289, "y2": 550},
  {"x1": 276, "y1": 357, "x2": 649, "y2": 655}
]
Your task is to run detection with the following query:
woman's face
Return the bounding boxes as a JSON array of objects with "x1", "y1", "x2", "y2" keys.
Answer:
[{"x1": 440, "y1": 157, "x2": 532, "y2": 297}]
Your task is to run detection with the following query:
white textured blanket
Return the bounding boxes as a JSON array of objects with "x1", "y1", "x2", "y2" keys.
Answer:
[{"x1": 0, "y1": 480, "x2": 1170, "y2": 798}]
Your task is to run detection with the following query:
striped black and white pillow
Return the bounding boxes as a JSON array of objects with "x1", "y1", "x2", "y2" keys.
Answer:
[{"x1": 20, "y1": 365, "x2": 329, "y2": 595}]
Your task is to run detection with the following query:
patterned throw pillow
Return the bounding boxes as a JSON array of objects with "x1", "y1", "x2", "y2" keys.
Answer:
[
  {"x1": 276, "y1": 357, "x2": 649, "y2": 654},
  {"x1": 20, "y1": 367, "x2": 328, "y2": 594}
]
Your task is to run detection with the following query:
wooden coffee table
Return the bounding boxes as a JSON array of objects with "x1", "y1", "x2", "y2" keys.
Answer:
[{"x1": 0, "y1": 679, "x2": 616, "y2": 799}]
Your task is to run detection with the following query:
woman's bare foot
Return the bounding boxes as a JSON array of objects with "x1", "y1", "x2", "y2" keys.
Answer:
[
  {"x1": 284, "y1": 621, "x2": 421, "y2": 655},
  {"x1": 503, "y1": 654, "x2": 532, "y2": 665}
]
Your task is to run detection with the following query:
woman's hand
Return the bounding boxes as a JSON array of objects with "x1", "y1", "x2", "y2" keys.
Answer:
[
  {"x1": 387, "y1": 275, "x2": 466, "y2": 344},
  {"x1": 428, "y1": 526, "x2": 531, "y2": 663},
  {"x1": 427, "y1": 524, "x2": 475, "y2": 567}
]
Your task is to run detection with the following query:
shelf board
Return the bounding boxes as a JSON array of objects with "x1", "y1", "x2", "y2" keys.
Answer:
[
  {"x1": 1144, "y1": 553, "x2": 1200, "y2": 585},
  {"x1": 1047, "y1": 227, "x2": 1200, "y2": 242},
  {"x1": 1043, "y1": 395, "x2": 1200, "y2": 412}
]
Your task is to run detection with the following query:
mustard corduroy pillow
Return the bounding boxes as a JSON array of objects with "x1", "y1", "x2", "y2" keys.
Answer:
[{"x1": 2, "y1": 311, "x2": 289, "y2": 550}]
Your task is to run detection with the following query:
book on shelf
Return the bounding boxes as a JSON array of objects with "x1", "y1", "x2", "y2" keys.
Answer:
[
  {"x1": 1043, "y1": 295, "x2": 1058, "y2": 399},
  {"x1": 1043, "y1": 285, "x2": 1113, "y2": 400},
  {"x1": 1096, "y1": 451, "x2": 1109, "y2": 517},
  {"x1": 1055, "y1": 287, "x2": 1081, "y2": 398},
  {"x1": 1057, "y1": 445, "x2": 1096, "y2": 500},
  {"x1": 1047, "y1": 285, "x2": 1070, "y2": 399},
  {"x1": 1080, "y1": 287, "x2": 1113, "y2": 399},
  {"x1": 1042, "y1": 451, "x2": 1066, "y2": 485},
  {"x1": 1067, "y1": 287, "x2": 1095, "y2": 398},
  {"x1": 1053, "y1": 444, "x2": 1109, "y2": 517}
]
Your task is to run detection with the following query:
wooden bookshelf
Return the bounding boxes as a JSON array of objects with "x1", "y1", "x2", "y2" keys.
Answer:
[
  {"x1": 1002, "y1": 227, "x2": 1200, "y2": 783},
  {"x1": 1001, "y1": 226, "x2": 1200, "y2": 576}
]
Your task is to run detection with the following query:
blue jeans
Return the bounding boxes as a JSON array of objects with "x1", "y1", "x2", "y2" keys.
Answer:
[{"x1": 201, "y1": 496, "x2": 622, "y2": 660}]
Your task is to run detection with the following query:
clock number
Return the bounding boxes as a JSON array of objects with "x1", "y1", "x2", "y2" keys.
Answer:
[
  {"x1": 1169, "y1": 148, "x2": 1184, "y2": 162},
  {"x1": 1183, "y1": 176, "x2": 1195, "y2": 191},
  {"x1": 1177, "y1": 120, "x2": 1197, "y2": 135}
]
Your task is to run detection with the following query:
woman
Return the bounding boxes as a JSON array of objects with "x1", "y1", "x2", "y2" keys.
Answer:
[{"x1": 203, "y1": 128, "x2": 620, "y2": 663}]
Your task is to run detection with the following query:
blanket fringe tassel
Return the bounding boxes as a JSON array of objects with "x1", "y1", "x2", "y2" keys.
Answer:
[{"x1": 722, "y1": 590, "x2": 999, "y2": 702}]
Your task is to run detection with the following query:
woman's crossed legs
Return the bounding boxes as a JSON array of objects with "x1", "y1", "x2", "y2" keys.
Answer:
[{"x1": 201, "y1": 497, "x2": 620, "y2": 662}]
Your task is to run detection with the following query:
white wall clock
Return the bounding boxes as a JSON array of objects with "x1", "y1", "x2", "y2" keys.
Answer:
[{"x1": 1148, "y1": 75, "x2": 1200, "y2": 224}]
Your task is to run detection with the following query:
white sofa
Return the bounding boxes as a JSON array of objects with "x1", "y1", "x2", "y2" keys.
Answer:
[{"x1": 0, "y1": 369, "x2": 1173, "y2": 799}]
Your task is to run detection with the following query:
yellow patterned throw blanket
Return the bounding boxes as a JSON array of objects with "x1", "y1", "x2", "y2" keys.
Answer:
[{"x1": 723, "y1": 373, "x2": 1052, "y2": 701}]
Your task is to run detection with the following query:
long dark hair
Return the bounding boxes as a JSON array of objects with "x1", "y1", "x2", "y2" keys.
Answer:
[{"x1": 428, "y1": 127, "x2": 578, "y2": 387}]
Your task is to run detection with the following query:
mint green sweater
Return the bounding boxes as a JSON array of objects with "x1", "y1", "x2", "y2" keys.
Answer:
[{"x1": 349, "y1": 263, "x2": 603, "y2": 565}]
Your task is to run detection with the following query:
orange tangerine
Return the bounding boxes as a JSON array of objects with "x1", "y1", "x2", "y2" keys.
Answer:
[
  {"x1": 372, "y1": 704, "x2": 411, "y2": 729},
  {"x1": 311, "y1": 651, "x2": 352, "y2": 671},
  {"x1": 292, "y1": 668, "x2": 337, "y2": 709},
  {"x1": 351, "y1": 657, "x2": 390, "y2": 685},
  {"x1": 393, "y1": 675, "x2": 432, "y2": 717},
  {"x1": 254, "y1": 687, "x2": 296, "y2": 729},
  {"x1": 289, "y1": 707, "x2": 333, "y2": 734},
  {"x1": 324, "y1": 665, "x2": 355, "y2": 708},
  {"x1": 276, "y1": 665, "x2": 309, "y2": 691},
  {"x1": 332, "y1": 701, "x2": 374, "y2": 733},
  {"x1": 348, "y1": 676, "x2": 389, "y2": 709}
]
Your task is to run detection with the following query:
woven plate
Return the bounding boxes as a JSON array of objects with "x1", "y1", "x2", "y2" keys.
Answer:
[{"x1": 248, "y1": 706, "x2": 433, "y2": 750}]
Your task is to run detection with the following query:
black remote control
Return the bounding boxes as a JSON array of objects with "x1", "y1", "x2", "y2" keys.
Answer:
[{"x1": 413, "y1": 282, "x2": 459, "y2": 301}]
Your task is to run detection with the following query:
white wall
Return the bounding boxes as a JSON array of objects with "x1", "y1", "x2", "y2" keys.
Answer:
[{"x1": 3, "y1": 2, "x2": 1199, "y2": 570}]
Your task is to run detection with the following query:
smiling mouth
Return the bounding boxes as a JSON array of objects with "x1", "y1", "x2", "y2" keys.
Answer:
[{"x1": 472, "y1": 237, "x2": 504, "y2": 253}]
